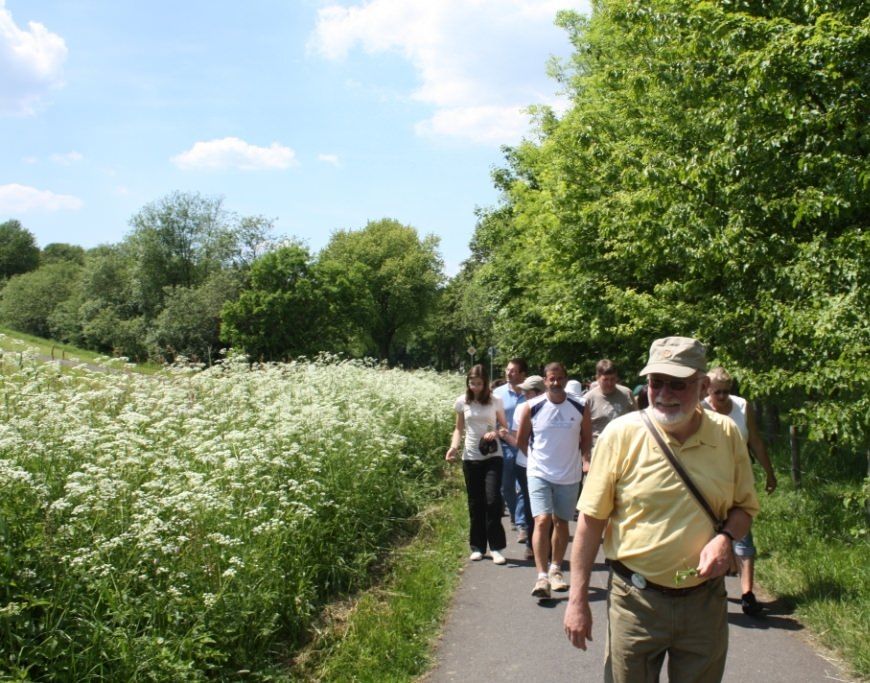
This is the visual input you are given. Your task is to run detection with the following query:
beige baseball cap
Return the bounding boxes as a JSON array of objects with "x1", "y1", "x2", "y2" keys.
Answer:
[
  {"x1": 639, "y1": 336, "x2": 707, "y2": 378},
  {"x1": 518, "y1": 375, "x2": 546, "y2": 392}
]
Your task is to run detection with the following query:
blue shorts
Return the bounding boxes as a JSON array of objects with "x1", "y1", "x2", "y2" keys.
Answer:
[
  {"x1": 733, "y1": 530, "x2": 756, "y2": 558},
  {"x1": 528, "y1": 476, "x2": 580, "y2": 521}
]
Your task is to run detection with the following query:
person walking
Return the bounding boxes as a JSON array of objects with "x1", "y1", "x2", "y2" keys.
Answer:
[
  {"x1": 517, "y1": 362, "x2": 591, "y2": 598},
  {"x1": 493, "y1": 358, "x2": 529, "y2": 541},
  {"x1": 564, "y1": 337, "x2": 760, "y2": 682},
  {"x1": 446, "y1": 364, "x2": 510, "y2": 565},
  {"x1": 702, "y1": 366, "x2": 777, "y2": 616}
]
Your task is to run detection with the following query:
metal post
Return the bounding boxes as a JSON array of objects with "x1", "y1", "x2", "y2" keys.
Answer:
[{"x1": 790, "y1": 424, "x2": 801, "y2": 488}]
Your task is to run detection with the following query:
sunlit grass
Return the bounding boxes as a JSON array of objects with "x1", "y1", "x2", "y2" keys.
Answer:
[{"x1": 753, "y1": 444, "x2": 869, "y2": 679}]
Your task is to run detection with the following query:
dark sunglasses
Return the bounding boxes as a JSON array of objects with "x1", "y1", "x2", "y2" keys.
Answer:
[{"x1": 648, "y1": 377, "x2": 698, "y2": 392}]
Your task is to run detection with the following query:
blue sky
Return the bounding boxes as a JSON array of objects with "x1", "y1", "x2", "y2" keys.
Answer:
[{"x1": 0, "y1": 0, "x2": 587, "y2": 274}]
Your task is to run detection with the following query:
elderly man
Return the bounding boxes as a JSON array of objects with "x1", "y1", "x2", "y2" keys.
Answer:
[{"x1": 564, "y1": 337, "x2": 759, "y2": 683}]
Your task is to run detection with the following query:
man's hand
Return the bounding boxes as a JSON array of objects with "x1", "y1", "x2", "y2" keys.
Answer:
[
  {"x1": 697, "y1": 533, "x2": 733, "y2": 578},
  {"x1": 765, "y1": 472, "x2": 778, "y2": 494},
  {"x1": 564, "y1": 600, "x2": 593, "y2": 650}
]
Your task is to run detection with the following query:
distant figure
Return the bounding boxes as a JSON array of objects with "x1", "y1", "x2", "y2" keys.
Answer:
[
  {"x1": 493, "y1": 358, "x2": 529, "y2": 541},
  {"x1": 633, "y1": 383, "x2": 649, "y2": 410},
  {"x1": 564, "y1": 336, "x2": 759, "y2": 682},
  {"x1": 517, "y1": 362, "x2": 591, "y2": 598},
  {"x1": 565, "y1": 379, "x2": 584, "y2": 400},
  {"x1": 702, "y1": 366, "x2": 777, "y2": 616},
  {"x1": 583, "y1": 359, "x2": 637, "y2": 458},
  {"x1": 446, "y1": 364, "x2": 510, "y2": 565}
]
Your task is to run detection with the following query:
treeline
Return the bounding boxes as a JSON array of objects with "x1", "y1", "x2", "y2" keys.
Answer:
[
  {"x1": 460, "y1": 1, "x2": 868, "y2": 456},
  {"x1": 0, "y1": 197, "x2": 455, "y2": 367}
]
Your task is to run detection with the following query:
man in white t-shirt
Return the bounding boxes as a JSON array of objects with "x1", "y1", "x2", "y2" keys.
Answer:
[{"x1": 517, "y1": 362, "x2": 591, "y2": 598}]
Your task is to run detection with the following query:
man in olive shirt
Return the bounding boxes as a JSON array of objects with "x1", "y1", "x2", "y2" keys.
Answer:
[
  {"x1": 584, "y1": 358, "x2": 636, "y2": 455},
  {"x1": 564, "y1": 337, "x2": 759, "y2": 683}
]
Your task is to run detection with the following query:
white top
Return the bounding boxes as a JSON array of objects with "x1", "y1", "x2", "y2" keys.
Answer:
[
  {"x1": 701, "y1": 394, "x2": 749, "y2": 442},
  {"x1": 455, "y1": 394, "x2": 504, "y2": 461},
  {"x1": 526, "y1": 393, "x2": 585, "y2": 484}
]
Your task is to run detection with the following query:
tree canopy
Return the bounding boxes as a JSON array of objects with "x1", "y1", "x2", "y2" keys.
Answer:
[
  {"x1": 0, "y1": 220, "x2": 40, "y2": 280},
  {"x1": 470, "y1": 0, "x2": 868, "y2": 452}
]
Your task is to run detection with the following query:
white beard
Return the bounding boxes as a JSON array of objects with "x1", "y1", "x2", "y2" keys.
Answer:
[{"x1": 651, "y1": 405, "x2": 694, "y2": 427}]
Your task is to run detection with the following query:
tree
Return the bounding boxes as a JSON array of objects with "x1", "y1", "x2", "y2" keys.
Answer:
[
  {"x1": 221, "y1": 244, "x2": 349, "y2": 360},
  {"x1": 150, "y1": 270, "x2": 243, "y2": 363},
  {"x1": 0, "y1": 262, "x2": 81, "y2": 337},
  {"x1": 125, "y1": 192, "x2": 238, "y2": 316},
  {"x1": 0, "y1": 220, "x2": 40, "y2": 280},
  {"x1": 474, "y1": 1, "x2": 868, "y2": 450},
  {"x1": 41, "y1": 243, "x2": 86, "y2": 266},
  {"x1": 318, "y1": 219, "x2": 444, "y2": 361}
]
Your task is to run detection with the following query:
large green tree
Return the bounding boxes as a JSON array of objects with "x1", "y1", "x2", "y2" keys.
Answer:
[
  {"x1": 0, "y1": 220, "x2": 40, "y2": 280},
  {"x1": 475, "y1": 0, "x2": 868, "y2": 450},
  {"x1": 221, "y1": 244, "x2": 352, "y2": 361},
  {"x1": 318, "y1": 219, "x2": 444, "y2": 362},
  {"x1": 0, "y1": 262, "x2": 82, "y2": 338}
]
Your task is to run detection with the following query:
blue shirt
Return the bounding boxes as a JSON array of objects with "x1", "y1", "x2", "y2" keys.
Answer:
[{"x1": 493, "y1": 384, "x2": 526, "y2": 442}]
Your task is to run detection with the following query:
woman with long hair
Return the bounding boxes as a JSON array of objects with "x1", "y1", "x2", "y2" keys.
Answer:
[{"x1": 446, "y1": 364, "x2": 510, "y2": 564}]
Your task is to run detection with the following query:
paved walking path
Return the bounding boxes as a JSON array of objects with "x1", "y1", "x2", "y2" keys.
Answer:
[{"x1": 426, "y1": 522, "x2": 855, "y2": 682}]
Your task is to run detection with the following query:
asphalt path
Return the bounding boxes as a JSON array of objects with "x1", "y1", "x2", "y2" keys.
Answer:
[{"x1": 425, "y1": 521, "x2": 855, "y2": 682}]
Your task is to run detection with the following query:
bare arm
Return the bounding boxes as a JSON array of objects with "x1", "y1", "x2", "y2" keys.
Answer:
[
  {"x1": 445, "y1": 411, "x2": 464, "y2": 462},
  {"x1": 516, "y1": 405, "x2": 532, "y2": 455},
  {"x1": 697, "y1": 507, "x2": 752, "y2": 578},
  {"x1": 564, "y1": 514, "x2": 608, "y2": 650},
  {"x1": 747, "y1": 408, "x2": 777, "y2": 493},
  {"x1": 580, "y1": 405, "x2": 592, "y2": 473}
]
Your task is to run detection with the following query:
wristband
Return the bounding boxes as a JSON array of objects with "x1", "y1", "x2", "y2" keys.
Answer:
[{"x1": 718, "y1": 529, "x2": 735, "y2": 542}]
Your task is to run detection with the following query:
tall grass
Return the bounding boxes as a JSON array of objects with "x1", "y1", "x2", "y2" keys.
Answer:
[
  {"x1": 753, "y1": 435, "x2": 869, "y2": 678},
  {"x1": 0, "y1": 351, "x2": 459, "y2": 680}
]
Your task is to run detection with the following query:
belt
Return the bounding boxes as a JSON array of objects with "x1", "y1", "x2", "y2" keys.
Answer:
[{"x1": 609, "y1": 560, "x2": 708, "y2": 597}]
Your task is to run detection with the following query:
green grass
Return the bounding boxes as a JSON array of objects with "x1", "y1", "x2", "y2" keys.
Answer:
[
  {"x1": 284, "y1": 480, "x2": 468, "y2": 682},
  {"x1": 753, "y1": 441, "x2": 869, "y2": 679},
  {"x1": 0, "y1": 325, "x2": 162, "y2": 374}
]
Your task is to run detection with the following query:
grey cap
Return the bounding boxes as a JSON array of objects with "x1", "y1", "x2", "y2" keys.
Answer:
[
  {"x1": 638, "y1": 336, "x2": 707, "y2": 378},
  {"x1": 518, "y1": 375, "x2": 545, "y2": 392}
]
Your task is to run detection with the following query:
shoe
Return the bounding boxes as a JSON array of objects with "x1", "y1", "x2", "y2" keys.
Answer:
[
  {"x1": 490, "y1": 550, "x2": 506, "y2": 565},
  {"x1": 469, "y1": 550, "x2": 483, "y2": 561},
  {"x1": 510, "y1": 522, "x2": 517, "y2": 532},
  {"x1": 741, "y1": 591, "x2": 762, "y2": 616},
  {"x1": 524, "y1": 546, "x2": 535, "y2": 560},
  {"x1": 517, "y1": 528, "x2": 528, "y2": 543},
  {"x1": 531, "y1": 577, "x2": 551, "y2": 598},
  {"x1": 549, "y1": 568, "x2": 569, "y2": 592}
]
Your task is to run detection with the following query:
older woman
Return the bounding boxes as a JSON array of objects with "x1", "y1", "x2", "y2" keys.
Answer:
[{"x1": 702, "y1": 366, "x2": 777, "y2": 616}]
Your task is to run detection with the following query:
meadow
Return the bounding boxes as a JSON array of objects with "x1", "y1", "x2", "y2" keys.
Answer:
[{"x1": 0, "y1": 345, "x2": 459, "y2": 680}]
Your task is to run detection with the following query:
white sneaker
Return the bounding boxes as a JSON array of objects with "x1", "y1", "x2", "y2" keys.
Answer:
[
  {"x1": 469, "y1": 550, "x2": 483, "y2": 561},
  {"x1": 490, "y1": 550, "x2": 506, "y2": 565}
]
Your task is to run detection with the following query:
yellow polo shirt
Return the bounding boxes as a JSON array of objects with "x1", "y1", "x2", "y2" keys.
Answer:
[{"x1": 579, "y1": 408, "x2": 760, "y2": 588}]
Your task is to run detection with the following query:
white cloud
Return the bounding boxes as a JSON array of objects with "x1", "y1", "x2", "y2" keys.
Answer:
[
  {"x1": 0, "y1": 183, "x2": 83, "y2": 212},
  {"x1": 0, "y1": 0, "x2": 68, "y2": 116},
  {"x1": 171, "y1": 137, "x2": 298, "y2": 171},
  {"x1": 309, "y1": 0, "x2": 585, "y2": 145},
  {"x1": 50, "y1": 150, "x2": 83, "y2": 165},
  {"x1": 317, "y1": 153, "x2": 341, "y2": 167}
]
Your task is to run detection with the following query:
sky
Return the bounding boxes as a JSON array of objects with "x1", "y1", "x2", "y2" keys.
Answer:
[{"x1": 0, "y1": 0, "x2": 588, "y2": 274}]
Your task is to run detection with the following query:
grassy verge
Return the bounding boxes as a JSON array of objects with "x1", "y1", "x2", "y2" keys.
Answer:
[
  {"x1": 284, "y1": 477, "x2": 468, "y2": 681},
  {"x1": 0, "y1": 325, "x2": 162, "y2": 373},
  {"x1": 752, "y1": 441, "x2": 869, "y2": 680}
]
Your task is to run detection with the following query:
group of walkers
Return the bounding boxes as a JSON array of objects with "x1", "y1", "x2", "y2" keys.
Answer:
[{"x1": 446, "y1": 336, "x2": 777, "y2": 683}]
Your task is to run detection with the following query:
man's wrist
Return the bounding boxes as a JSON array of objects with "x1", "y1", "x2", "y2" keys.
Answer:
[{"x1": 717, "y1": 529, "x2": 735, "y2": 542}]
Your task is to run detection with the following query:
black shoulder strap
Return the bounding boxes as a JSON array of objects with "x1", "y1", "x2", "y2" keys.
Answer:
[
  {"x1": 565, "y1": 396, "x2": 584, "y2": 414},
  {"x1": 639, "y1": 410, "x2": 722, "y2": 531}
]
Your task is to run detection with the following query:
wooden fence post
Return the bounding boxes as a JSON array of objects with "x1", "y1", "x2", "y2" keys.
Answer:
[{"x1": 790, "y1": 424, "x2": 801, "y2": 488}]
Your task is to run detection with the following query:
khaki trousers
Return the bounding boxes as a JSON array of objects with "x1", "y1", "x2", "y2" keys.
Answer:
[{"x1": 605, "y1": 573, "x2": 728, "y2": 683}]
